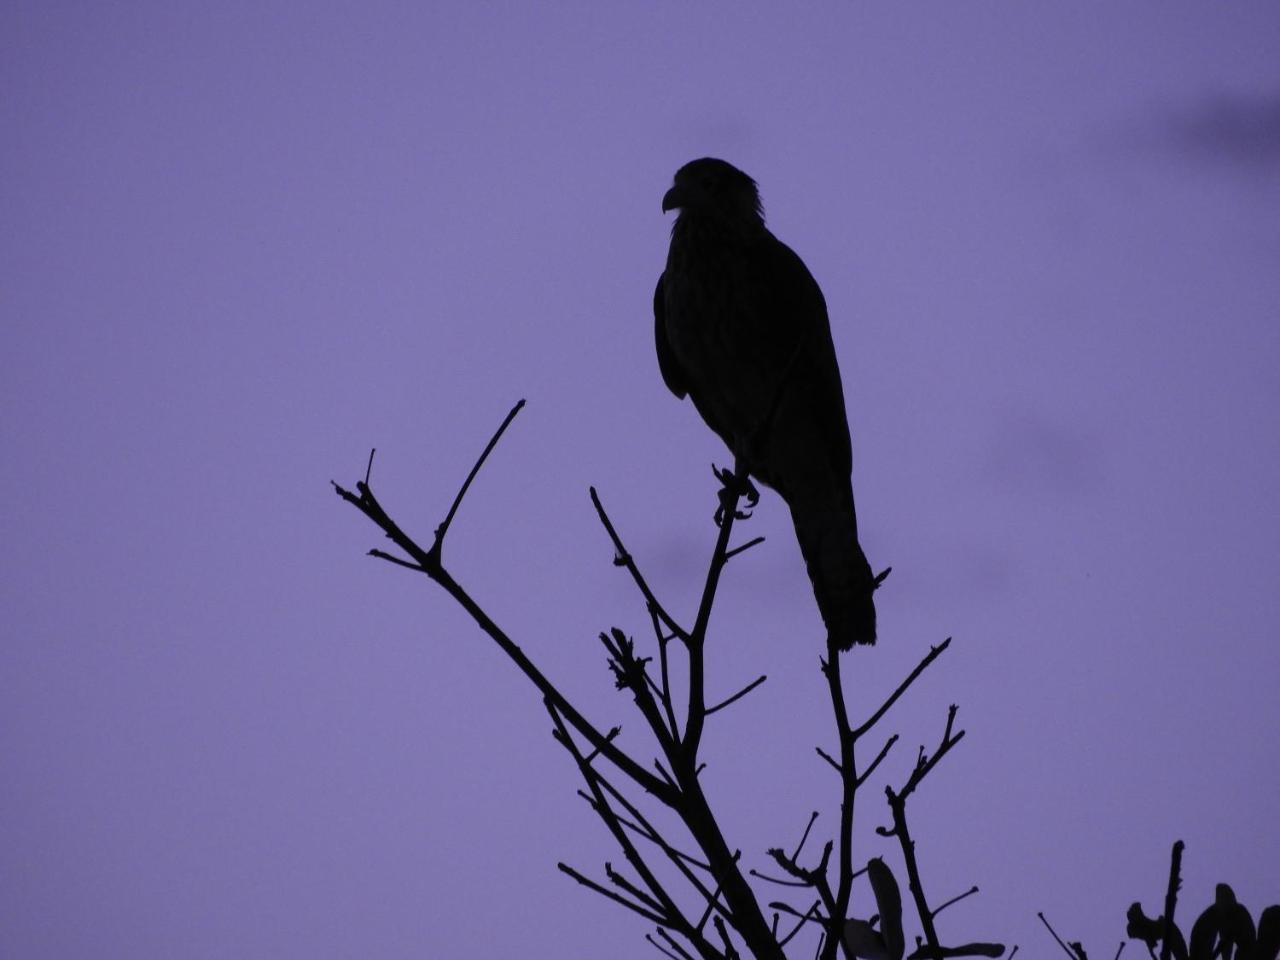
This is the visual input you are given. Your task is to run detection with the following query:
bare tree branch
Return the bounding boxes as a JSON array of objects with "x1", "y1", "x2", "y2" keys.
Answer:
[
  {"x1": 850, "y1": 637, "x2": 952, "y2": 742},
  {"x1": 819, "y1": 645, "x2": 857, "y2": 960},
  {"x1": 656, "y1": 928, "x2": 703, "y2": 960},
  {"x1": 548, "y1": 701, "x2": 714, "y2": 957},
  {"x1": 1159, "y1": 841, "x2": 1184, "y2": 960},
  {"x1": 855, "y1": 734, "x2": 898, "y2": 788},
  {"x1": 724, "y1": 536, "x2": 766, "y2": 562},
  {"x1": 591, "y1": 486, "x2": 689, "y2": 644},
  {"x1": 648, "y1": 932, "x2": 689, "y2": 960},
  {"x1": 705, "y1": 675, "x2": 768, "y2": 716},
  {"x1": 778, "y1": 900, "x2": 823, "y2": 948},
  {"x1": 557, "y1": 862, "x2": 669, "y2": 925},
  {"x1": 333, "y1": 403, "x2": 675, "y2": 805},
  {"x1": 791, "y1": 811, "x2": 820, "y2": 862},
  {"x1": 877, "y1": 705, "x2": 969, "y2": 955},
  {"x1": 682, "y1": 461, "x2": 751, "y2": 756},
  {"x1": 431, "y1": 398, "x2": 525, "y2": 564},
  {"x1": 1039, "y1": 912, "x2": 1084, "y2": 960},
  {"x1": 335, "y1": 408, "x2": 1002, "y2": 960},
  {"x1": 933, "y1": 885, "x2": 980, "y2": 918}
]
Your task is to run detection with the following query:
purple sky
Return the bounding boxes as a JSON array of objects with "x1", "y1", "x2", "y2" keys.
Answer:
[{"x1": 4, "y1": 3, "x2": 1278, "y2": 957}]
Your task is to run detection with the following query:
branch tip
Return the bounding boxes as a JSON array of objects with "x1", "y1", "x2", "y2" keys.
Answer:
[{"x1": 432, "y1": 398, "x2": 526, "y2": 554}]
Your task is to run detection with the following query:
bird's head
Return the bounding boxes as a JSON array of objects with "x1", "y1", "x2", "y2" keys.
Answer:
[{"x1": 662, "y1": 158, "x2": 764, "y2": 230}]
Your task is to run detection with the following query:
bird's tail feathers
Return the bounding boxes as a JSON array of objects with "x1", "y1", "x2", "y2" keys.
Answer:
[{"x1": 790, "y1": 499, "x2": 877, "y2": 650}]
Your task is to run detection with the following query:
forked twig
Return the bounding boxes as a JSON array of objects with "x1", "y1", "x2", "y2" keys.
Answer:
[{"x1": 592, "y1": 487, "x2": 689, "y2": 644}]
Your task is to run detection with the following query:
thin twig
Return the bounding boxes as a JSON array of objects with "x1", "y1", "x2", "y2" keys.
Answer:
[
  {"x1": 1038, "y1": 913, "x2": 1080, "y2": 960},
  {"x1": 591, "y1": 487, "x2": 689, "y2": 643},
  {"x1": 558, "y1": 862, "x2": 668, "y2": 925},
  {"x1": 431, "y1": 399, "x2": 525, "y2": 561},
  {"x1": 599, "y1": 629, "x2": 681, "y2": 760},
  {"x1": 367, "y1": 548, "x2": 423, "y2": 572},
  {"x1": 750, "y1": 869, "x2": 813, "y2": 888},
  {"x1": 573, "y1": 790, "x2": 711, "y2": 873},
  {"x1": 1159, "y1": 841, "x2": 1184, "y2": 960},
  {"x1": 779, "y1": 900, "x2": 822, "y2": 948},
  {"x1": 791, "y1": 811, "x2": 820, "y2": 861},
  {"x1": 851, "y1": 638, "x2": 953, "y2": 742},
  {"x1": 654, "y1": 760, "x2": 677, "y2": 790},
  {"x1": 769, "y1": 900, "x2": 813, "y2": 918},
  {"x1": 647, "y1": 932, "x2": 686, "y2": 960},
  {"x1": 724, "y1": 536, "x2": 766, "y2": 561},
  {"x1": 899, "y1": 706, "x2": 965, "y2": 802},
  {"x1": 886, "y1": 787, "x2": 939, "y2": 952},
  {"x1": 907, "y1": 943, "x2": 1007, "y2": 959},
  {"x1": 655, "y1": 928, "x2": 701, "y2": 960},
  {"x1": 820, "y1": 644, "x2": 856, "y2": 960},
  {"x1": 855, "y1": 734, "x2": 898, "y2": 787},
  {"x1": 695, "y1": 852, "x2": 739, "y2": 933},
  {"x1": 713, "y1": 915, "x2": 739, "y2": 960},
  {"x1": 814, "y1": 746, "x2": 842, "y2": 774},
  {"x1": 878, "y1": 708, "x2": 966, "y2": 956},
  {"x1": 548, "y1": 702, "x2": 696, "y2": 942},
  {"x1": 705, "y1": 675, "x2": 767, "y2": 716},
  {"x1": 649, "y1": 604, "x2": 681, "y2": 741},
  {"x1": 583, "y1": 726, "x2": 621, "y2": 764},
  {"x1": 607, "y1": 861, "x2": 669, "y2": 914},
  {"x1": 765, "y1": 843, "x2": 838, "y2": 921},
  {"x1": 583, "y1": 767, "x2": 733, "y2": 928},
  {"x1": 933, "y1": 885, "x2": 979, "y2": 918},
  {"x1": 681, "y1": 462, "x2": 748, "y2": 756}
]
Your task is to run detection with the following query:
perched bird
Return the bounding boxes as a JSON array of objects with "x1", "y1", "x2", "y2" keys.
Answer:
[{"x1": 654, "y1": 157, "x2": 879, "y2": 648}]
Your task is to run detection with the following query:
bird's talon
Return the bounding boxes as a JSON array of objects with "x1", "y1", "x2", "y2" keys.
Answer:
[{"x1": 711, "y1": 462, "x2": 758, "y2": 503}]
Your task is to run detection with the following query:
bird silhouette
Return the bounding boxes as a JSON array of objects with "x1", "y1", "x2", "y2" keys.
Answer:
[{"x1": 654, "y1": 158, "x2": 879, "y2": 648}]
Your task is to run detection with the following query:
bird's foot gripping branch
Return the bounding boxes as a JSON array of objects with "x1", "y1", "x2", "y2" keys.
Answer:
[{"x1": 334, "y1": 400, "x2": 1003, "y2": 960}]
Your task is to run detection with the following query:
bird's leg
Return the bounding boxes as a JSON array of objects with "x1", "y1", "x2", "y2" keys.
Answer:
[{"x1": 711, "y1": 463, "x2": 759, "y2": 526}]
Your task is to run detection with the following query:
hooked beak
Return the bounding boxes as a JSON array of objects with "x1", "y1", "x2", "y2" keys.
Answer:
[{"x1": 661, "y1": 184, "x2": 685, "y2": 213}]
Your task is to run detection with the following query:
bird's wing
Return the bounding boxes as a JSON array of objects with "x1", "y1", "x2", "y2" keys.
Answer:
[
  {"x1": 749, "y1": 235, "x2": 854, "y2": 477},
  {"x1": 653, "y1": 272, "x2": 688, "y2": 399}
]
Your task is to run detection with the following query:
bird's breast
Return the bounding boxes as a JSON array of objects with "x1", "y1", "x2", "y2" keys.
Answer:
[{"x1": 663, "y1": 229, "x2": 779, "y2": 451}]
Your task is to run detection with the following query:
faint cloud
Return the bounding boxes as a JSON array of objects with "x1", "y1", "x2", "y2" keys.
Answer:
[
  {"x1": 1169, "y1": 91, "x2": 1280, "y2": 168},
  {"x1": 1125, "y1": 89, "x2": 1280, "y2": 175},
  {"x1": 646, "y1": 531, "x2": 708, "y2": 580},
  {"x1": 981, "y1": 407, "x2": 1103, "y2": 501}
]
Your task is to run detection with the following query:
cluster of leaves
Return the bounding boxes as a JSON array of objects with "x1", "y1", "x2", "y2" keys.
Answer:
[{"x1": 1126, "y1": 842, "x2": 1278, "y2": 960}]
